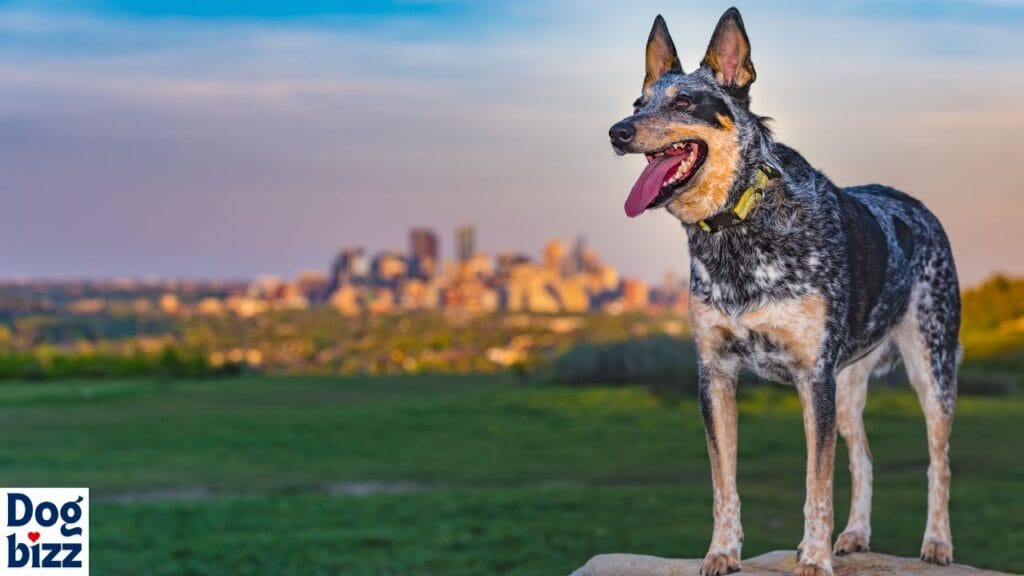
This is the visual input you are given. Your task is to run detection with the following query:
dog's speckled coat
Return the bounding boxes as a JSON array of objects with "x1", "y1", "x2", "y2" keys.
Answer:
[{"x1": 608, "y1": 8, "x2": 960, "y2": 576}]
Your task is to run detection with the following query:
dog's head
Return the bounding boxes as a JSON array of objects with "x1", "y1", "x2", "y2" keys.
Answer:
[{"x1": 610, "y1": 8, "x2": 769, "y2": 223}]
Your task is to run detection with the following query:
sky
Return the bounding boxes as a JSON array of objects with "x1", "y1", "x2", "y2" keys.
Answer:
[{"x1": 2, "y1": 0, "x2": 1023, "y2": 286}]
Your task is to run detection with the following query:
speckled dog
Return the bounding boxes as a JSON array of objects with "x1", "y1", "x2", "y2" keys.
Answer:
[{"x1": 608, "y1": 8, "x2": 959, "y2": 576}]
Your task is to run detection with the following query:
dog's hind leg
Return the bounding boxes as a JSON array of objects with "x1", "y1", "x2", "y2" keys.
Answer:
[
  {"x1": 895, "y1": 282, "x2": 959, "y2": 566},
  {"x1": 832, "y1": 344, "x2": 885, "y2": 556}
]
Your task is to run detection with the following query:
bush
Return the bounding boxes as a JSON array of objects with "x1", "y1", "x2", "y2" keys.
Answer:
[
  {"x1": 959, "y1": 354, "x2": 1024, "y2": 396},
  {"x1": 0, "y1": 346, "x2": 227, "y2": 382},
  {"x1": 553, "y1": 335, "x2": 698, "y2": 389}
]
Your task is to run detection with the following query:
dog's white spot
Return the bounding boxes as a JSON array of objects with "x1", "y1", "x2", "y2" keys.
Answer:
[
  {"x1": 753, "y1": 263, "x2": 783, "y2": 287},
  {"x1": 693, "y1": 258, "x2": 710, "y2": 283}
]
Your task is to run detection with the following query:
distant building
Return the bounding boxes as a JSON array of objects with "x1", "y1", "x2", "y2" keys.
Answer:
[
  {"x1": 274, "y1": 283, "x2": 310, "y2": 310},
  {"x1": 409, "y1": 228, "x2": 439, "y2": 279},
  {"x1": 568, "y1": 236, "x2": 586, "y2": 276},
  {"x1": 543, "y1": 240, "x2": 565, "y2": 276},
  {"x1": 496, "y1": 252, "x2": 531, "y2": 277},
  {"x1": 456, "y1": 225, "x2": 475, "y2": 262},
  {"x1": 553, "y1": 276, "x2": 590, "y2": 313},
  {"x1": 327, "y1": 247, "x2": 369, "y2": 295},
  {"x1": 398, "y1": 278, "x2": 438, "y2": 310},
  {"x1": 373, "y1": 251, "x2": 408, "y2": 285},
  {"x1": 296, "y1": 271, "x2": 328, "y2": 305},
  {"x1": 461, "y1": 253, "x2": 493, "y2": 280},
  {"x1": 621, "y1": 278, "x2": 650, "y2": 312},
  {"x1": 329, "y1": 285, "x2": 361, "y2": 316}
]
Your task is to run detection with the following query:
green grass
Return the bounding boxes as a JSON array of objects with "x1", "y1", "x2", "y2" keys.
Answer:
[{"x1": 0, "y1": 376, "x2": 1021, "y2": 574}]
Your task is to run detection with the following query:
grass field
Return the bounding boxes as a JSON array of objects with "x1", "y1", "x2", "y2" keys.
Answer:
[{"x1": 0, "y1": 375, "x2": 1021, "y2": 575}]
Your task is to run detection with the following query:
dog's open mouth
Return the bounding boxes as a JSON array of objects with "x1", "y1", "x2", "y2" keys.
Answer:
[{"x1": 624, "y1": 140, "x2": 707, "y2": 217}]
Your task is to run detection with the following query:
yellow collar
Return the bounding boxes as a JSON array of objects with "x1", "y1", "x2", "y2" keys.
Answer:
[{"x1": 696, "y1": 165, "x2": 776, "y2": 233}]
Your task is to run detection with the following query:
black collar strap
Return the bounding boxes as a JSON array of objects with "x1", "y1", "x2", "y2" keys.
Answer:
[{"x1": 696, "y1": 164, "x2": 777, "y2": 233}]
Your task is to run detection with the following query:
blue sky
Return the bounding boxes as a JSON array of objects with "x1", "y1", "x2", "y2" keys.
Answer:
[{"x1": 2, "y1": 1, "x2": 1023, "y2": 283}]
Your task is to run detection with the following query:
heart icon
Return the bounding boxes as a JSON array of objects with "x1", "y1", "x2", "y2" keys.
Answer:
[{"x1": 27, "y1": 532, "x2": 40, "y2": 543}]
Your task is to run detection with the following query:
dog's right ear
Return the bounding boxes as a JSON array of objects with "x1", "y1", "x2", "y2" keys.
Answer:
[{"x1": 643, "y1": 15, "x2": 682, "y2": 92}]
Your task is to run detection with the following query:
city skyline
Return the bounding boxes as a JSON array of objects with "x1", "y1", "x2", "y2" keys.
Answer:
[
  {"x1": 0, "y1": 224, "x2": 687, "y2": 318},
  {"x1": 3, "y1": 1, "x2": 1023, "y2": 285},
  {"x1": 0, "y1": 218, "x2": 1012, "y2": 291},
  {"x1": 0, "y1": 224, "x2": 682, "y2": 284}
]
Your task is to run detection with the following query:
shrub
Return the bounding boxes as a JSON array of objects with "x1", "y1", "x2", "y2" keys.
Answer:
[{"x1": 553, "y1": 335, "x2": 698, "y2": 389}]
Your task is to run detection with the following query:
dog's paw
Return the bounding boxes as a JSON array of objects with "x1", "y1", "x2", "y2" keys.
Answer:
[
  {"x1": 700, "y1": 551, "x2": 741, "y2": 576},
  {"x1": 794, "y1": 559, "x2": 833, "y2": 576},
  {"x1": 920, "y1": 540, "x2": 953, "y2": 566},
  {"x1": 833, "y1": 530, "x2": 870, "y2": 556}
]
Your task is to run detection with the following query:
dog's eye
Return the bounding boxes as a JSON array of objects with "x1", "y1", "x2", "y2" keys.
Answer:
[
  {"x1": 674, "y1": 96, "x2": 694, "y2": 110},
  {"x1": 632, "y1": 97, "x2": 644, "y2": 110}
]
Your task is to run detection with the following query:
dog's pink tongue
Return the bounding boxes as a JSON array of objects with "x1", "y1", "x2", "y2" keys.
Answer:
[{"x1": 625, "y1": 155, "x2": 682, "y2": 217}]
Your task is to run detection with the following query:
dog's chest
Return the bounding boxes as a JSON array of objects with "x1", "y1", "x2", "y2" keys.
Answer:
[{"x1": 690, "y1": 293, "x2": 829, "y2": 384}]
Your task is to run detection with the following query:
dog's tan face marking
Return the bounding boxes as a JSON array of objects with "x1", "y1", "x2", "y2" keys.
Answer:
[
  {"x1": 627, "y1": 112, "x2": 741, "y2": 224},
  {"x1": 666, "y1": 114, "x2": 741, "y2": 223}
]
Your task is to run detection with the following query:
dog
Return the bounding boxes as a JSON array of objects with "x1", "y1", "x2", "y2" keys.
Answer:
[{"x1": 608, "y1": 8, "x2": 960, "y2": 576}]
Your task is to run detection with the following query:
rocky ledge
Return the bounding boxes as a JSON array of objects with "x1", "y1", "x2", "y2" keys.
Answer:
[{"x1": 570, "y1": 550, "x2": 1016, "y2": 576}]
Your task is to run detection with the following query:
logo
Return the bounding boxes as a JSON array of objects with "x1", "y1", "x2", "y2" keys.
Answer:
[{"x1": 1, "y1": 488, "x2": 89, "y2": 575}]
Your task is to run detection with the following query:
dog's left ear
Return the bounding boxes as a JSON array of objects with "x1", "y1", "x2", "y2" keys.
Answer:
[
  {"x1": 702, "y1": 7, "x2": 756, "y2": 91},
  {"x1": 643, "y1": 15, "x2": 683, "y2": 91}
]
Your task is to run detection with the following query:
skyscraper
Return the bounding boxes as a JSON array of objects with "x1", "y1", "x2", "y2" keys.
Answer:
[
  {"x1": 569, "y1": 236, "x2": 586, "y2": 275},
  {"x1": 327, "y1": 247, "x2": 369, "y2": 295},
  {"x1": 409, "y1": 228, "x2": 439, "y2": 279},
  {"x1": 456, "y1": 225, "x2": 475, "y2": 262},
  {"x1": 543, "y1": 240, "x2": 565, "y2": 276}
]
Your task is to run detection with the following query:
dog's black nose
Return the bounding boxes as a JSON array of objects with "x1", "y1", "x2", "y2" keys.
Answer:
[{"x1": 609, "y1": 122, "x2": 635, "y2": 146}]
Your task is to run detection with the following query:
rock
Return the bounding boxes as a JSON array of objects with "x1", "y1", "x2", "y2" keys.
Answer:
[{"x1": 569, "y1": 550, "x2": 1016, "y2": 576}]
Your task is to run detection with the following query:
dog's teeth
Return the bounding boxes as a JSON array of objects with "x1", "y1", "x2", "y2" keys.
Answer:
[{"x1": 675, "y1": 157, "x2": 693, "y2": 179}]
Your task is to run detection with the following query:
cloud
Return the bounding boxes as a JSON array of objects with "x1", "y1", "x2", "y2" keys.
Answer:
[{"x1": 0, "y1": 2, "x2": 1022, "y2": 284}]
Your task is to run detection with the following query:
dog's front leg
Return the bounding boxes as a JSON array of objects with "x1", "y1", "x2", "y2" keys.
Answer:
[
  {"x1": 795, "y1": 372, "x2": 838, "y2": 576},
  {"x1": 698, "y1": 357, "x2": 743, "y2": 576}
]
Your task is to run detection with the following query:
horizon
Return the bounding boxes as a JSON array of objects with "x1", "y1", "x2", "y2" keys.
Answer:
[
  {"x1": 3, "y1": 1, "x2": 1024, "y2": 285},
  {"x1": 0, "y1": 222, "x2": 1017, "y2": 292}
]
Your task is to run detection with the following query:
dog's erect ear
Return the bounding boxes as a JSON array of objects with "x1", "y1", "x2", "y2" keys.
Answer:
[
  {"x1": 643, "y1": 15, "x2": 682, "y2": 91},
  {"x1": 702, "y1": 7, "x2": 756, "y2": 90}
]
